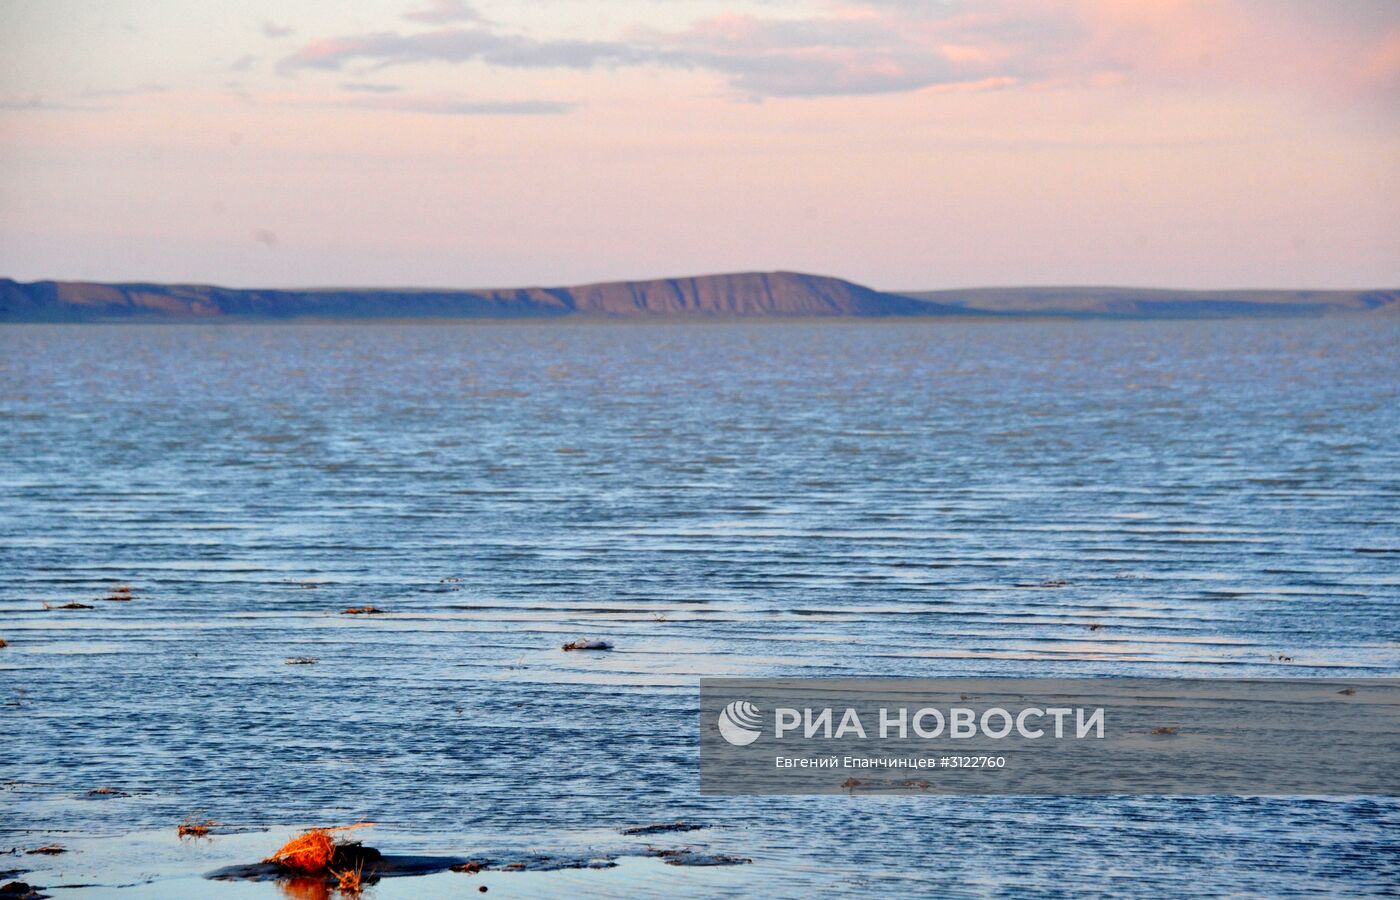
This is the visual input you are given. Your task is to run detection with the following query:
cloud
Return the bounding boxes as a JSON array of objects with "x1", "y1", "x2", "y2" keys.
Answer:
[
  {"x1": 272, "y1": 5, "x2": 1063, "y2": 96},
  {"x1": 262, "y1": 21, "x2": 294, "y2": 39},
  {"x1": 340, "y1": 95, "x2": 573, "y2": 115},
  {"x1": 274, "y1": 0, "x2": 1400, "y2": 104},
  {"x1": 277, "y1": 29, "x2": 642, "y2": 74},
  {"x1": 340, "y1": 82, "x2": 402, "y2": 93},
  {"x1": 229, "y1": 54, "x2": 257, "y2": 72},
  {"x1": 403, "y1": 0, "x2": 480, "y2": 25},
  {"x1": 0, "y1": 95, "x2": 108, "y2": 112},
  {"x1": 271, "y1": 91, "x2": 573, "y2": 116},
  {"x1": 79, "y1": 83, "x2": 169, "y2": 99}
]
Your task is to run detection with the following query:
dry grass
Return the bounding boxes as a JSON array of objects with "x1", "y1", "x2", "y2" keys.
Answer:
[
  {"x1": 87, "y1": 786, "x2": 130, "y2": 797},
  {"x1": 27, "y1": 844, "x2": 67, "y2": 855},
  {"x1": 341, "y1": 606, "x2": 383, "y2": 615},
  {"x1": 329, "y1": 860, "x2": 365, "y2": 894},
  {"x1": 268, "y1": 830, "x2": 336, "y2": 873},
  {"x1": 178, "y1": 815, "x2": 218, "y2": 838},
  {"x1": 266, "y1": 824, "x2": 374, "y2": 874},
  {"x1": 1151, "y1": 726, "x2": 1178, "y2": 735}
]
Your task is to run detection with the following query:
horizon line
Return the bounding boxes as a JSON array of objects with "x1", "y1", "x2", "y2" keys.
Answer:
[{"x1": 5, "y1": 272, "x2": 1398, "y2": 295}]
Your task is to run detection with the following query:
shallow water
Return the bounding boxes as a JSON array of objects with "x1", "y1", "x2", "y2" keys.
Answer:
[{"x1": 1, "y1": 319, "x2": 1398, "y2": 897}]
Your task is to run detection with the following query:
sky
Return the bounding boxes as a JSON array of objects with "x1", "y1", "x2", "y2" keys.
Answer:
[{"x1": 1, "y1": 0, "x2": 1397, "y2": 290}]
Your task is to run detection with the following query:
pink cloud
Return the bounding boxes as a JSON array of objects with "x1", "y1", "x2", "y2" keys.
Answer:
[{"x1": 268, "y1": 0, "x2": 1400, "y2": 106}]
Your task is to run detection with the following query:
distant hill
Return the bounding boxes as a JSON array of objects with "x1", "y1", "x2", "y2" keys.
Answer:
[
  {"x1": 895, "y1": 286, "x2": 1400, "y2": 319},
  {"x1": 2, "y1": 272, "x2": 1396, "y2": 321},
  {"x1": 0, "y1": 271, "x2": 946, "y2": 322}
]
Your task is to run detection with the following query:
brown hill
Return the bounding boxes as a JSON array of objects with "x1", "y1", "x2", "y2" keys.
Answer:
[
  {"x1": 0, "y1": 271, "x2": 944, "y2": 321},
  {"x1": 3, "y1": 273, "x2": 1396, "y2": 321},
  {"x1": 894, "y1": 286, "x2": 1400, "y2": 318}
]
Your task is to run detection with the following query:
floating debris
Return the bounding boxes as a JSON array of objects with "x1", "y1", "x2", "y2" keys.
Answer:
[
  {"x1": 285, "y1": 657, "x2": 318, "y2": 666},
  {"x1": 841, "y1": 777, "x2": 862, "y2": 790},
  {"x1": 1151, "y1": 726, "x2": 1178, "y2": 736},
  {"x1": 1269, "y1": 653, "x2": 1294, "y2": 662},
  {"x1": 103, "y1": 585, "x2": 132, "y2": 602},
  {"x1": 0, "y1": 640, "x2": 7, "y2": 649},
  {"x1": 86, "y1": 786, "x2": 129, "y2": 798},
  {"x1": 42, "y1": 602, "x2": 92, "y2": 611},
  {"x1": 621, "y1": 820, "x2": 703, "y2": 836},
  {"x1": 25, "y1": 845, "x2": 65, "y2": 856},
  {"x1": 178, "y1": 815, "x2": 218, "y2": 838},
  {"x1": 645, "y1": 848, "x2": 752, "y2": 867},
  {"x1": 341, "y1": 607, "x2": 383, "y2": 615},
  {"x1": 1017, "y1": 579, "x2": 1070, "y2": 588},
  {"x1": 1338, "y1": 687, "x2": 1356, "y2": 696},
  {"x1": 562, "y1": 638, "x2": 613, "y2": 651},
  {"x1": 450, "y1": 861, "x2": 483, "y2": 874},
  {"x1": 0, "y1": 881, "x2": 46, "y2": 900},
  {"x1": 499, "y1": 854, "x2": 616, "y2": 872},
  {"x1": 1087, "y1": 623, "x2": 1104, "y2": 632}
]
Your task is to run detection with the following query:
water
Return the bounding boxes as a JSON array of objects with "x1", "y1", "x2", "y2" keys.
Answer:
[{"x1": 2, "y1": 319, "x2": 1398, "y2": 897}]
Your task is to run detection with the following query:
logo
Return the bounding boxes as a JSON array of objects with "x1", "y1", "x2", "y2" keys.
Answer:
[{"x1": 717, "y1": 700, "x2": 763, "y2": 746}]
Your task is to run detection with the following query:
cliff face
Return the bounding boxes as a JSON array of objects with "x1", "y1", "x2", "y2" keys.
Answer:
[
  {"x1": 553, "y1": 271, "x2": 935, "y2": 316},
  {"x1": 0, "y1": 271, "x2": 944, "y2": 321}
]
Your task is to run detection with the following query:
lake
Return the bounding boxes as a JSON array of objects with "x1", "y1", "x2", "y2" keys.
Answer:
[{"x1": 2, "y1": 319, "x2": 1398, "y2": 897}]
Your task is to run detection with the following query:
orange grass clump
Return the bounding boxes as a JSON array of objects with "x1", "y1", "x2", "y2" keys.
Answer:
[
  {"x1": 266, "y1": 824, "x2": 373, "y2": 874},
  {"x1": 268, "y1": 830, "x2": 335, "y2": 873},
  {"x1": 341, "y1": 606, "x2": 383, "y2": 615},
  {"x1": 178, "y1": 815, "x2": 218, "y2": 838},
  {"x1": 330, "y1": 860, "x2": 365, "y2": 894},
  {"x1": 105, "y1": 585, "x2": 133, "y2": 601},
  {"x1": 27, "y1": 844, "x2": 67, "y2": 855}
]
